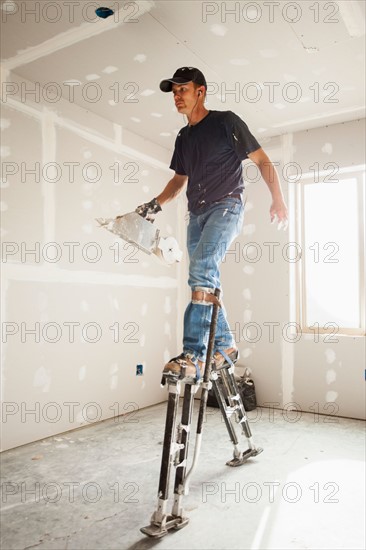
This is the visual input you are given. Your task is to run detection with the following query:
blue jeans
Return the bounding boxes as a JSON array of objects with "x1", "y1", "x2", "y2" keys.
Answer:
[{"x1": 183, "y1": 196, "x2": 244, "y2": 362}]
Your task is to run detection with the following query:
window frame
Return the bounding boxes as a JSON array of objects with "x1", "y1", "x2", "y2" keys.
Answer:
[{"x1": 293, "y1": 164, "x2": 366, "y2": 337}]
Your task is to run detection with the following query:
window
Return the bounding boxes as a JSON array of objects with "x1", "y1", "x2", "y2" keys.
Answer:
[{"x1": 295, "y1": 165, "x2": 365, "y2": 336}]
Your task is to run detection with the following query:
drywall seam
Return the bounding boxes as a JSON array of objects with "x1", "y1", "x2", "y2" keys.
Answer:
[
  {"x1": 54, "y1": 113, "x2": 170, "y2": 170},
  {"x1": 3, "y1": 95, "x2": 171, "y2": 172},
  {"x1": 338, "y1": 0, "x2": 366, "y2": 38},
  {"x1": 1, "y1": 91, "x2": 43, "y2": 121},
  {"x1": 1, "y1": 263, "x2": 178, "y2": 288},
  {"x1": 272, "y1": 106, "x2": 366, "y2": 128},
  {"x1": 0, "y1": 64, "x2": 10, "y2": 87},
  {"x1": 41, "y1": 109, "x2": 57, "y2": 243},
  {"x1": 281, "y1": 132, "x2": 295, "y2": 407},
  {"x1": 0, "y1": 276, "x2": 9, "y2": 402},
  {"x1": 113, "y1": 123, "x2": 123, "y2": 148},
  {"x1": 2, "y1": 1, "x2": 156, "y2": 71}
]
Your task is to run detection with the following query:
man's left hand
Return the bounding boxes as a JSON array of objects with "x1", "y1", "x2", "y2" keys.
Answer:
[{"x1": 270, "y1": 199, "x2": 288, "y2": 230}]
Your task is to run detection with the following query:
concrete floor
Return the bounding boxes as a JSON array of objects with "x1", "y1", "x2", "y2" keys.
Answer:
[{"x1": 1, "y1": 401, "x2": 365, "y2": 550}]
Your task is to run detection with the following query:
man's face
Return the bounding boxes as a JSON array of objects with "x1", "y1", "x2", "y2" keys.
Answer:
[{"x1": 172, "y1": 82, "x2": 199, "y2": 114}]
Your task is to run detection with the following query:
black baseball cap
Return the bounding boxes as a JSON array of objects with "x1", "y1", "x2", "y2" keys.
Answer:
[{"x1": 160, "y1": 67, "x2": 207, "y2": 92}]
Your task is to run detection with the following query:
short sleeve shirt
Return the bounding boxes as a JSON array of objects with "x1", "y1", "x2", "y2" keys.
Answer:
[{"x1": 169, "y1": 110, "x2": 261, "y2": 213}]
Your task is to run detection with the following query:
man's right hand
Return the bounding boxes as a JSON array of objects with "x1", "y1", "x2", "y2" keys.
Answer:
[{"x1": 135, "y1": 197, "x2": 162, "y2": 223}]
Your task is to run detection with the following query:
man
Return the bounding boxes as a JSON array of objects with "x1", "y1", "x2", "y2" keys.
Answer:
[{"x1": 136, "y1": 67, "x2": 288, "y2": 382}]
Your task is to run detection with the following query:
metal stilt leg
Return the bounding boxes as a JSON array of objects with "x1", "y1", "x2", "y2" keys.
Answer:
[
  {"x1": 211, "y1": 362, "x2": 263, "y2": 467},
  {"x1": 171, "y1": 383, "x2": 196, "y2": 523},
  {"x1": 141, "y1": 380, "x2": 183, "y2": 537},
  {"x1": 141, "y1": 288, "x2": 262, "y2": 537},
  {"x1": 141, "y1": 289, "x2": 221, "y2": 537},
  {"x1": 141, "y1": 378, "x2": 200, "y2": 537}
]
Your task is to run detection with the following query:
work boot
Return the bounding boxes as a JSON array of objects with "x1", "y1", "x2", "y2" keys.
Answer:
[
  {"x1": 213, "y1": 348, "x2": 239, "y2": 369},
  {"x1": 162, "y1": 352, "x2": 204, "y2": 382}
]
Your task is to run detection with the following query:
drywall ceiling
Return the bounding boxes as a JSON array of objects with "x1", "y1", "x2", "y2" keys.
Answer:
[{"x1": 1, "y1": 0, "x2": 365, "y2": 150}]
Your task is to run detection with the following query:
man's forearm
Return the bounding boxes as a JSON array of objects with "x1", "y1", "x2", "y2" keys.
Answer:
[
  {"x1": 256, "y1": 157, "x2": 288, "y2": 223},
  {"x1": 259, "y1": 160, "x2": 284, "y2": 201},
  {"x1": 156, "y1": 177, "x2": 186, "y2": 206}
]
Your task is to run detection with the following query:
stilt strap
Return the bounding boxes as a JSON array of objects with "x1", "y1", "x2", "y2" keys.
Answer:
[
  {"x1": 191, "y1": 287, "x2": 222, "y2": 307},
  {"x1": 193, "y1": 358, "x2": 201, "y2": 381},
  {"x1": 215, "y1": 349, "x2": 235, "y2": 367}
]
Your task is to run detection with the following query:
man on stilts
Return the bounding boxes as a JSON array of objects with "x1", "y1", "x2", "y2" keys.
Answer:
[{"x1": 138, "y1": 67, "x2": 288, "y2": 537}]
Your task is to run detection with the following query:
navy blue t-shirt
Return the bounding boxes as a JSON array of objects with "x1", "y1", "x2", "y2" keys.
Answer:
[{"x1": 169, "y1": 110, "x2": 261, "y2": 214}]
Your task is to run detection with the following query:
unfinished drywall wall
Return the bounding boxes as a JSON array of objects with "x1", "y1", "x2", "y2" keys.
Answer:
[
  {"x1": 221, "y1": 118, "x2": 365, "y2": 420},
  {"x1": 1, "y1": 72, "x2": 184, "y2": 451},
  {"x1": 2, "y1": 65, "x2": 364, "y2": 452}
]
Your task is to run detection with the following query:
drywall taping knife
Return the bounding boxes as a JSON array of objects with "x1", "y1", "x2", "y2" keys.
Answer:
[{"x1": 96, "y1": 212, "x2": 183, "y2": 266}]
